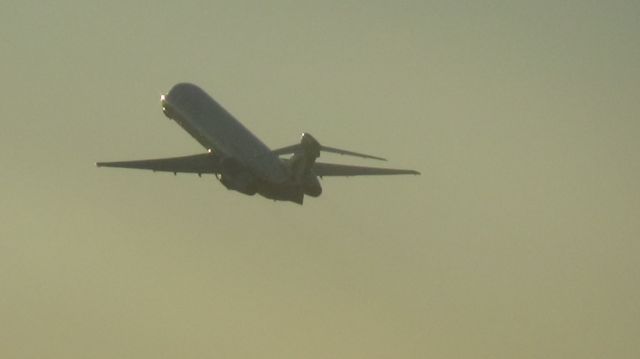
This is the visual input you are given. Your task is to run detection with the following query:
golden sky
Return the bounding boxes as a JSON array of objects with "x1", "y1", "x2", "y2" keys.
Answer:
[{"x1": 1, "y1": 1, "x2": 639, "y2": 358}]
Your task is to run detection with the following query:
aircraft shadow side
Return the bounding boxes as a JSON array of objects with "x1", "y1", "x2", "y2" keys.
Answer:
[{"x1": 97, "y1": 83, "x2": 419, "y2": 204}]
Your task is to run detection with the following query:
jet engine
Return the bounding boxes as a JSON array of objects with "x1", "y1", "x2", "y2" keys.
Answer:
[
  {"x1": 289, "y1": 133, "x2": 320, "y2": 179},
  {"x1": 301, "y1": 172, "x2": 322, "y2": 197},
  {"x1": 288, "y1": 133, "x2": 322, "y2": 196}
]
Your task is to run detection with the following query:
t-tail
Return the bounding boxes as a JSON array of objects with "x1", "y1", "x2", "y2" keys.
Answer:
[{"x1": 287, "y1": 133, "x2": 323, "y2": 199}]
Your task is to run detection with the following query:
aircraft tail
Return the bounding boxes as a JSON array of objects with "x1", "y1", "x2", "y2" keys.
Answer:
[{"x1": 288, "y1": 133, "x2": 321, "y2": 180}]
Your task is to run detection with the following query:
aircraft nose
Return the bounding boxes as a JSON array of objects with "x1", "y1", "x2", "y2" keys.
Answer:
[{"x1": 160, "y1": 94, "x2": 173, "y2": 119}]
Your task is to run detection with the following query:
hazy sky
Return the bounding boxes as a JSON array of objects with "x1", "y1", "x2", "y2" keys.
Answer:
[{"x1": 1, "y1": 1, "x2": 639, "y2": 358}]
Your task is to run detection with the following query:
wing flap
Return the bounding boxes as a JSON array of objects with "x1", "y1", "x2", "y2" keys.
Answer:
[
  {"x1": 312, "y1": 162, "x2": 420, "y2": 177},
  {"x1": 96, "y1": 153, "x2": 221, "y2": 174}
]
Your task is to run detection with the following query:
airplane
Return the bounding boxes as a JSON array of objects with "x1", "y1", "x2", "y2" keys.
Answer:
[{"x1": 97, "y1": 83, "x2": 420, "y2": 204}]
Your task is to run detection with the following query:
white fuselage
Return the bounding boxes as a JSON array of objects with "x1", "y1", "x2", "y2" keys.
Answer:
[
  {"x1": 161, "y1": 83, "x2": 321, "y2": 204},
  {"x1": 97, "y1": 82, "x2": 417, "y2": 204},
  {"x1": 162, "y1": 83, "x2": 289, "y2": 185}
]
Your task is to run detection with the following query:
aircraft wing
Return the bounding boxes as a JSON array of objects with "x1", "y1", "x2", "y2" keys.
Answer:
[
  {"x1": 96, "y1": 153, "x2": 221, "y2": 174},
  {"x1": 312, "y1": 162, "x2": 420, "y2": 177}
]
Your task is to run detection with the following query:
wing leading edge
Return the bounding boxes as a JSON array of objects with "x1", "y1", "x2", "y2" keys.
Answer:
[
  {"x1": 97, "y1": 154, "x2": 419, "y2": 177},
  {"x1": 312, "y1": 162, "x2": 420, "y2": 177},
  {"x1": 96, "y1": 153, "x2": 221, "y2": 174}
]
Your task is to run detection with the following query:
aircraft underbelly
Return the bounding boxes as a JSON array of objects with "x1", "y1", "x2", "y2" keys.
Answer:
[{"x1": 164, "y1": 83, "x2": 288, "y2": 184}]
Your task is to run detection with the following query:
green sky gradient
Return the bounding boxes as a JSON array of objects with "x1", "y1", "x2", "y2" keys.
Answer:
[{"x1": 1, "y1": 1, "x2": 639, "y2": 358}]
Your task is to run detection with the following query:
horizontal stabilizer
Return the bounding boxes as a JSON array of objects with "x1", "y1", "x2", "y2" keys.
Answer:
[
  {"x1": 312, "y1": 162, "x2": 420, "y2": 177},
  {"x1": 96, "y1": 153, "x2": 221, "y2": 174},
  {"x1": 272, "y1": 138, "x2": 386, "y2": 161},
  {"x1": 318, "y1": 145, "x2": 386, "y2": 161}
]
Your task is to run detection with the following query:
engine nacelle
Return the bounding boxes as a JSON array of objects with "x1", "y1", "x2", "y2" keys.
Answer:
[
  {"x1": 302, "y1": 172, "x2": 322, "y2": 197},
  {"x1": 289, "y1": 132, "x2": 321, "y2": 181}
]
